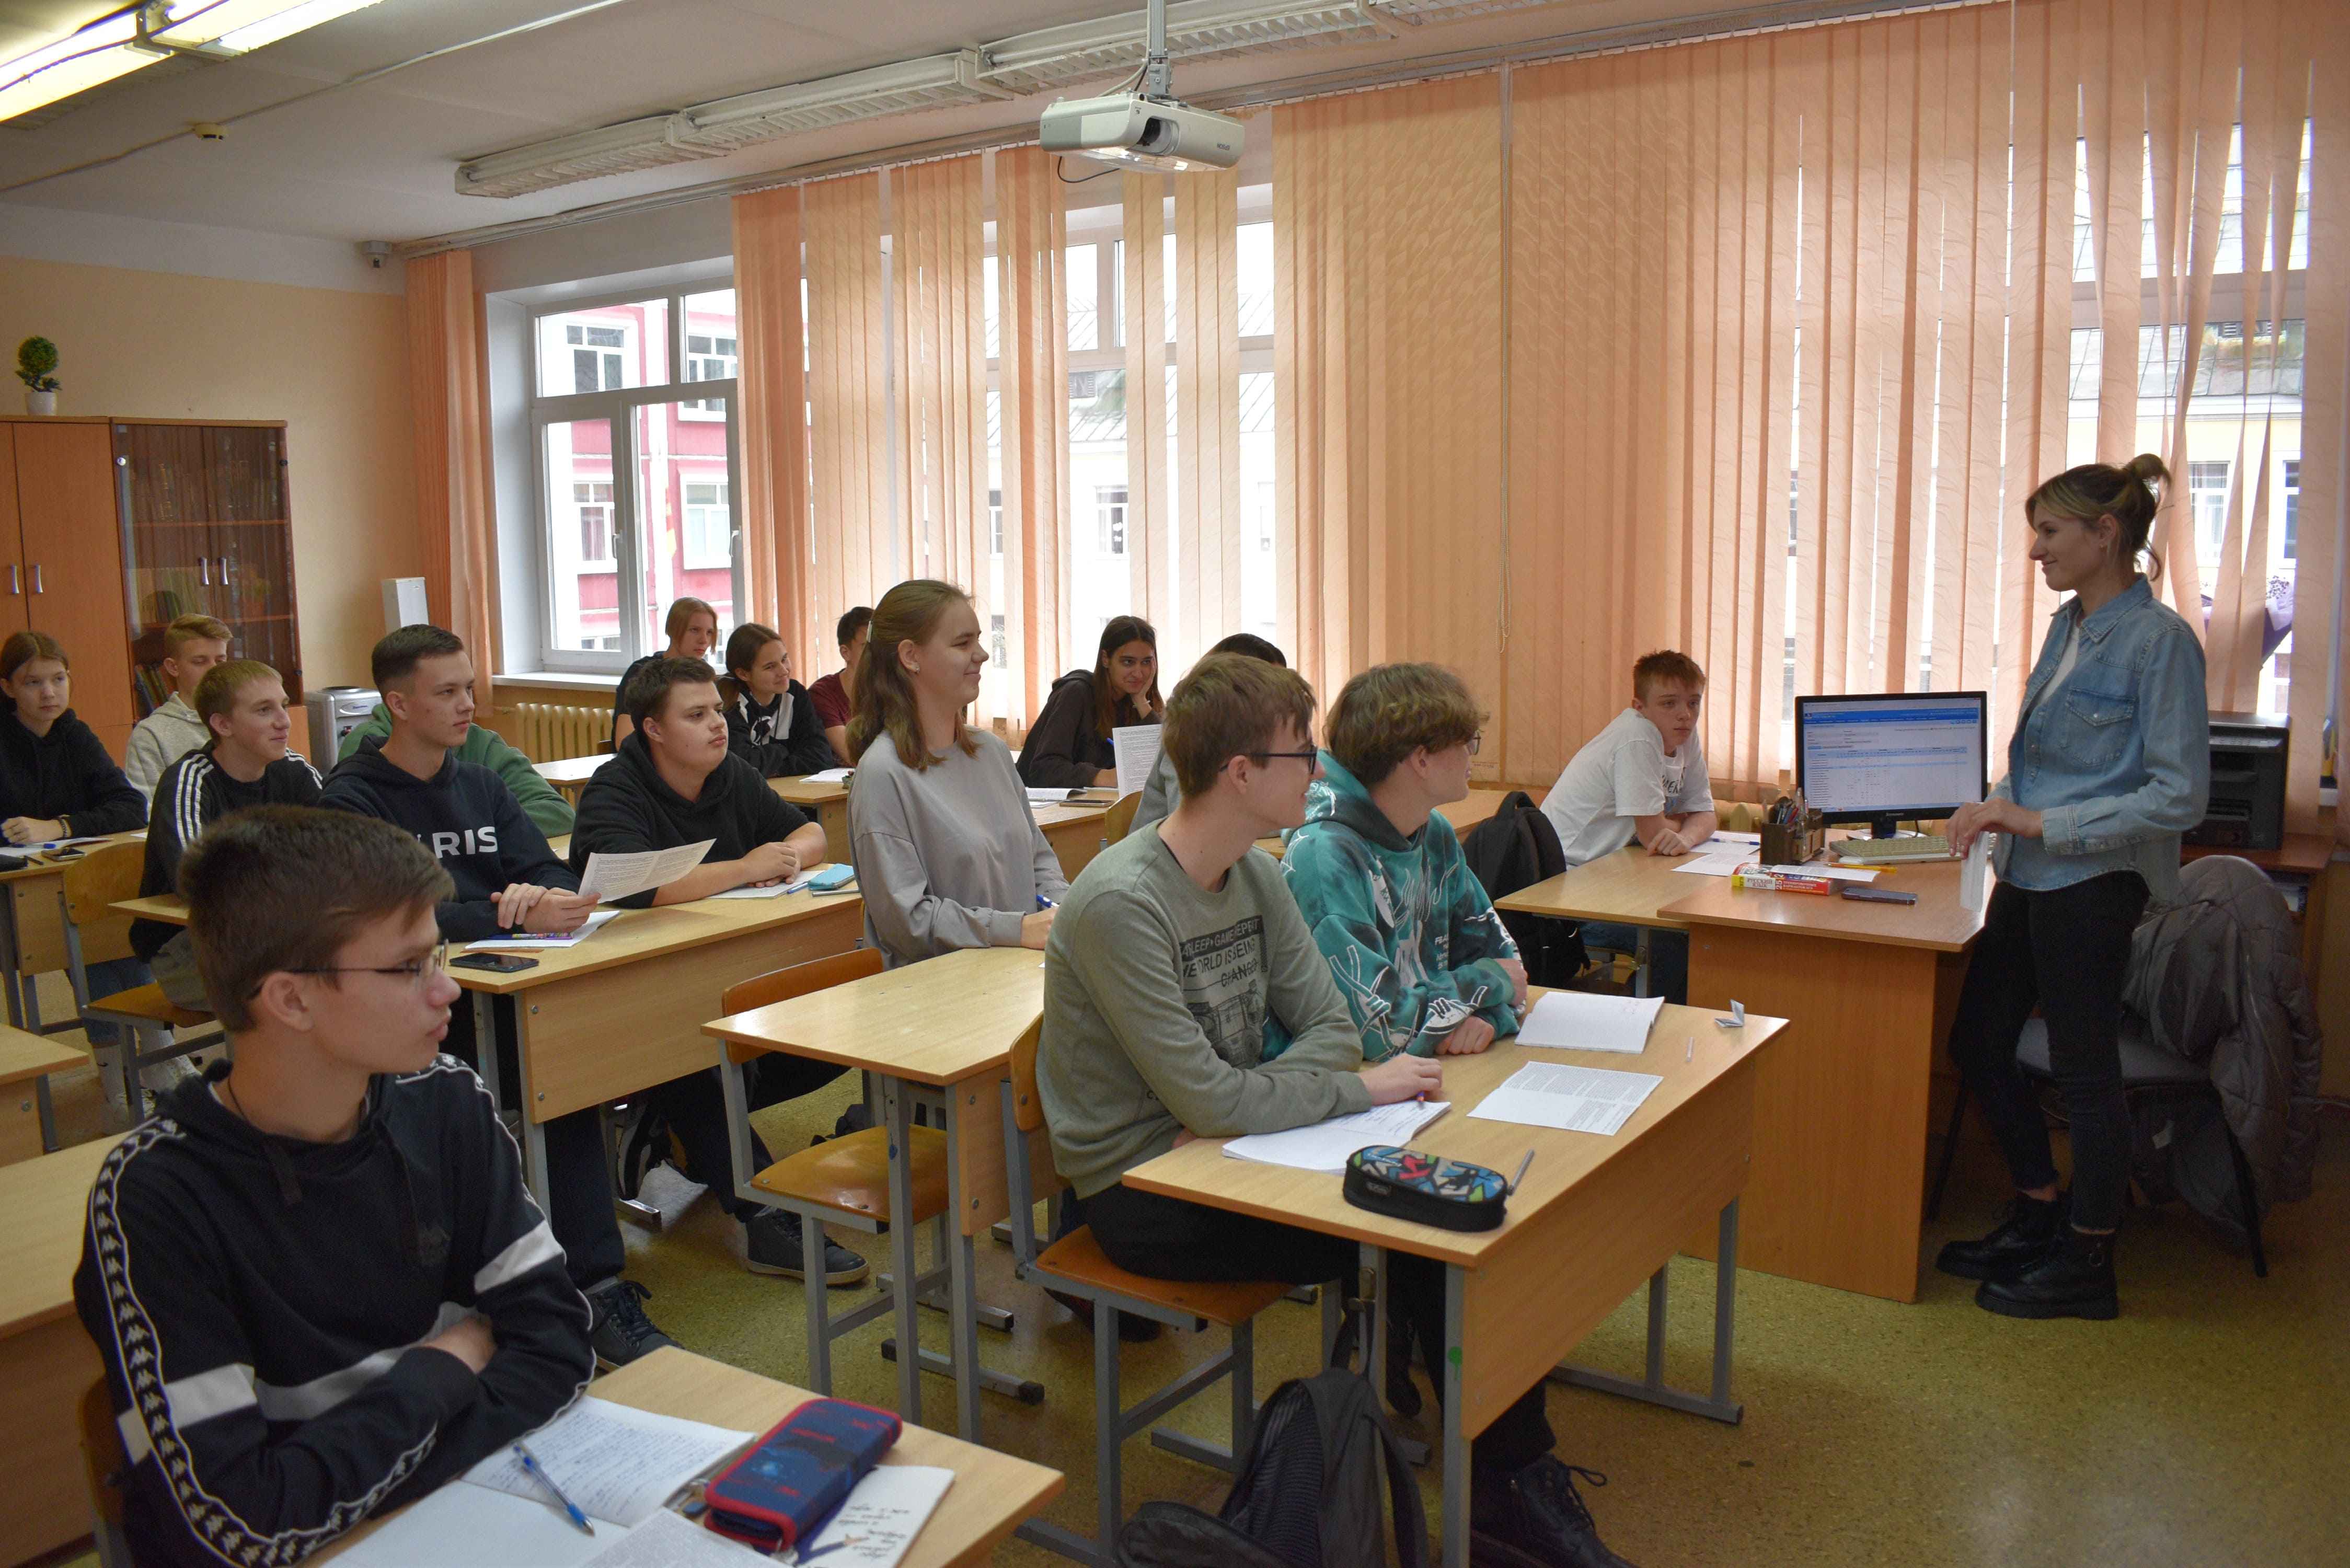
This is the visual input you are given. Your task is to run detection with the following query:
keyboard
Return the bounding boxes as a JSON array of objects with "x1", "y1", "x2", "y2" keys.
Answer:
[{"x1": 1834, "y1": 834, "x2": 1951, "y2": 862}]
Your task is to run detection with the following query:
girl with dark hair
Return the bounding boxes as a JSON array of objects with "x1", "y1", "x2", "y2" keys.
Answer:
[
  {"x1": 1016, "y1": 615, "x2": 1162, "y2": 789},
  {"x1": 1938, "y1": 454, "x2": 2210, "y2": 1322},
  {"x1": 719, "y1": 622, "x2": 836, "y2": 777}
]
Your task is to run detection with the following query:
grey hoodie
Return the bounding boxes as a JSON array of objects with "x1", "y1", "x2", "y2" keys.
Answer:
[{"x1": 124, "y1": 695, "x2": 213, "y2": 799}]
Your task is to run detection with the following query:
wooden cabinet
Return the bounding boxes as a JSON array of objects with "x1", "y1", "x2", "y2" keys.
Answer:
[{"x1": 0, "y1": 419, "x2": 136, "y2": 757}]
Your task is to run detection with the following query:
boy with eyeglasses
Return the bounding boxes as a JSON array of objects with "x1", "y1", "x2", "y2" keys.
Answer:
[{"x1": 75, "y1": 807, "x2": 594, "y2": 1568}]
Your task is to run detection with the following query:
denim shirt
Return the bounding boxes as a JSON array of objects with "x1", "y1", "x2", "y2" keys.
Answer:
[{"x1": 1992, "y1": 577, "x2": 2209, "y2": 902}]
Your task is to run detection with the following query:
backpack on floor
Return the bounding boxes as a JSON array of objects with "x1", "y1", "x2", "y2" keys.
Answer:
[
  {"x1": 1114, "y1": 1367, "x2": 1429, "y2": 1568},
  {"x1": 1459, "y1": 791, "x2": 1584, "y2": 987}
]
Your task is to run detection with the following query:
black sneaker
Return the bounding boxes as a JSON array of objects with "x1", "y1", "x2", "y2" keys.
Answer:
[
  {"x1": 744, "y1": 1211, "x2": 870, "y2": 1285},
  {"x1": 1976, "y1": 1227, "x2": 2119, "y2": 1320},
  {"x1": 586, "y1": 1279, "x2": 679, "y2": 1368},
  {"x1": 1047, "y1": 1288, "x2": 1163, "y2": 1342},
  {"x1": 1471, "y1": 1458, "x2": 1637, "y2": 1568},
  {"x1": 1936, "y1": 1190, "x2": 2069, "y2": 1281}
]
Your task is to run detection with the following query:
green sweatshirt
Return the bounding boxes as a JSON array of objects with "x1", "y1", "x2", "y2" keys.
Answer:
[
  {"x1": 1038, "y1": 824, "x2": 1373, "y2": 1198},
  {"x1": 1270, "y1": 753, "x2": 1521, "y2": 1063},
  {"x1": 337, "y1": 705, "x2": 575, "y2": 837}
]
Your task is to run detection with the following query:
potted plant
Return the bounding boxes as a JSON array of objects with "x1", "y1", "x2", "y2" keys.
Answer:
[{"x1": 17, "y1": 338, "x2": 60, "y2": 415}]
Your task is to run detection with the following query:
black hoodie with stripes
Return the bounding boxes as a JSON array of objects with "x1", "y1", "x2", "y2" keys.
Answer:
[
  {"x1": 128, "y1": 742, "x2": 322, "y2": 962},
  {"x1": 74, "y1": 1058, "x2": 594, "y2": 1568}
]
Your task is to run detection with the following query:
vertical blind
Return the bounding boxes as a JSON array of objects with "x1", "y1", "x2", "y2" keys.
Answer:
[
  {"x1": 407, "y1": 248, "x2": 498, "y2": 675},
  {"x1": 803, "y1": 171, "x2": 897, "y2": 661},
  {"x1": 731, "y1": 183, "x2": 812, "y2": 659},
  {"x1": 890, "y1": 155, "x2": 991, "y2": 608},
  {"x1": 994, "y1": 147, "x2": 1074, "y2": 729}
]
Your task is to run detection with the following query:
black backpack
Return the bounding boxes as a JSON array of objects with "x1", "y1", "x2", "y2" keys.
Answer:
[
  {"x1": 1114, "y1": 1367, "x2": 1429, "y2": 1568},
  {"x1": 1459, "y1": 791, "x2": 1584, "y2": 987}
]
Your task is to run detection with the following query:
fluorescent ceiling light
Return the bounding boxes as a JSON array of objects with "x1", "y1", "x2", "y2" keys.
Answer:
[
  {"x1": 153, "y1": 1, "x2": 388, "y2": 55},
  {"x1": 1375, "y1": 0, "x2": 1564, "y2": 20},
  {"x1": 456, "y1": 116, "x2": 717, "y2": 199},
  {"x1": 0, "y1": 8, "x2": 149, "y2": 122},
  {"x1": 677, "y1": 51, "x2": 1014, "y2": 152},
  {"x1": 981, "y1": 0, "x2": 1401, "y2": 96},
  {"x1": 0, "y1": 1, "x2": 385, "y2": 124}
]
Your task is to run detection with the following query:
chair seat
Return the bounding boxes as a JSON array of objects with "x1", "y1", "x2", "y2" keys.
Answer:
[
  {"x1": 748, "y1": 1125, "x2": 949, "y2": 1225},
  {"x1": 2016, "y1": 1018, "x2": 2208, "y2": 1087},
  {"x1": 1034, "y1": 1226, "x2": 1290, "y2": 1329},
  {"x1": 87, "y1": 985, "x2": 214, "y2": 1032}
]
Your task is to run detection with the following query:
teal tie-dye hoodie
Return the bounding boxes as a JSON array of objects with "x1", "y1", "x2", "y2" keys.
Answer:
[{"x1": 1265, "y1": 752, "x2": 1522, "y2": 1063}]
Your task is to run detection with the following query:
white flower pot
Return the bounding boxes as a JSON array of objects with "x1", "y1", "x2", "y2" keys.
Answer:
[{"x1": 24, "y1": 390, "x2": 55, "y2": 415}]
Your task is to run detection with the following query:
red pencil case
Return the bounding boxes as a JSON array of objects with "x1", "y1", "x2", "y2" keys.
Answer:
[{"x1": 704, "y1": 1397, "x2": 901, "y2": 1554}]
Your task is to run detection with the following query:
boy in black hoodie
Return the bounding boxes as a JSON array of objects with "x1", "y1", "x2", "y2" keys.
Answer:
[
  {"x1": 570, "y1": 656, "x2": 867, "y2": 1284},
  {"x1": 318, "y1": 626, "x2": 678, "y2": 1367},
  {"x1": 75, "y1": 806, "x2": 594, "y2": 1568}
]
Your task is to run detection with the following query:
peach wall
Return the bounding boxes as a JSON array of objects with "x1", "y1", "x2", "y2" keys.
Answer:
[{"x1": 0, "y1": 253, "x2": 420, "y2": 693}]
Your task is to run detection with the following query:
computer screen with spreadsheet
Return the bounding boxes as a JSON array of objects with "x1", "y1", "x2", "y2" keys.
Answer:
[{"x1": 1794, "y1": 692, "x2": 1987, "y2": 834}]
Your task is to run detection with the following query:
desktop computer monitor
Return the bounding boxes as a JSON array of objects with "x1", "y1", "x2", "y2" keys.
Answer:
[{"x1": 1794, "y1": 691, "x2": 1988, "y2": 838}]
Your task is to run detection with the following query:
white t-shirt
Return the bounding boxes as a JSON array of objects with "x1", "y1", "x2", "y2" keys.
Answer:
[{"x1": 1540, "y1": 707, "x2": 1716, "y2": 867}]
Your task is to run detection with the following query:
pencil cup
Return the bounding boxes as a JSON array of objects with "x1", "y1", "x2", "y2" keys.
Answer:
[{"x1": 1759, "y1": 812, "x2": 1825, "y2": 865}]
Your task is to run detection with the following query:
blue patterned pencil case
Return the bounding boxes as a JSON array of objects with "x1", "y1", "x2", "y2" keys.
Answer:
[{"x1": 1343, "y1": 1144, "x2": 1512, "y2": 1231}]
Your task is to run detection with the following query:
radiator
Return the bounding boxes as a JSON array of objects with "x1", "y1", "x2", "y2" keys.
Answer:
[{"x1": 511, "y1": 702, "x2": 608, "y2": 763}]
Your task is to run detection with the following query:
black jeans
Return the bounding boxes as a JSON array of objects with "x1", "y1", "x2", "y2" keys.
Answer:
[
  {"x1": 652, "y1": 1056, "x2": 850, "y2": 1221},
  {"x1": 1944, "y1": 872, "x2": 2149, "y2": 1232},
  {"x1": 1079, "y1": 1181, "x2": 1557, "y2": 1479}
]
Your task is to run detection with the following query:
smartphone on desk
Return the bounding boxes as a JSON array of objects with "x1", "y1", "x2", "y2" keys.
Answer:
[
  {"x1": 451, "y1": 952, "x2": 540, "y2": 973},
  {"x1": 1839, "y1": 885, "x2": 1917, "y2": 905}
]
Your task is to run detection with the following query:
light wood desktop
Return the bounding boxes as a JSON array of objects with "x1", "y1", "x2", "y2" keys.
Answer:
[
  {"x1": 0, "y1": 1025, "x2": 86, "y2": 1163},
  {"x1": 2, "y1": 831, "x2": 144, "y2": 1035},
  {"x1": 1124, "y1": 1000, "x2": 1784, "y2": 1568},
  {"x1": 1253, "y1": 784, "x2": 1525, "y2": 858},
  {"x1": 704, "y1": 947, "x2": 1047, "y2": 1443},
  {"x1": 1033, "y1": 797, "x2": 1116, "y2": 879},
  {"x1": 770, "y1": 774, "x2": 854, "y2": 861},
  {"x1": 531, "y1": 752, "x2": 608, "y2": 801},
  {"x1": 314, "y1": 1347, "x2": 1064, "y2": 1568},
  {"x1": 1494, "y1": 843, "x2": 1707, "y2": 928},
  {"x1": 1, "y1": 1134, "x2": 120, "y2": 1565}
]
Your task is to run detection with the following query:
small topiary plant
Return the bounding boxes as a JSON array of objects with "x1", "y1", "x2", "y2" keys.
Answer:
[{"x1": 17, "y1": 337, "x2": 60, "y2": 393}]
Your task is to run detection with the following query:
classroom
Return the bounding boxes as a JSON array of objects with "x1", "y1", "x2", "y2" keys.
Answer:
[{"x1": 1, "y1": 1, "x2": 2345, "y2": 1564}]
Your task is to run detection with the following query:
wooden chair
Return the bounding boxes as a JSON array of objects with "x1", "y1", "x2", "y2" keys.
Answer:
[
  {"x1": 61, "y1": 842, "x2": 221, "y2": 1115},
  {"x1": 1001, "y1": 1025, "x2": 1290, "y2": 1564},
  {"x1": 80, "y1": 1377, "x2": 133, "y2": 1568},
  {"x1": 715, "y1": 949, "x2": 959, "y2": 1396},
  {"x1": 1102, "y1": 791, "x2": 1143, "y2": 847}
]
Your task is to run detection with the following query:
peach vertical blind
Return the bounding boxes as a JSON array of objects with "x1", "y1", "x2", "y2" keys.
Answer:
[
  {"x1": 890, "y1": 155, "x2": 990, "y2": 605},
  {"x1": 1273, "y1": 79, "x2": 1507, "y2": 749},
  {"x1": 803, "y1": 172, "x2": 900, "y2": 637},
  {"x1": 406, "y1": 248, "x2": 497, "y2": 673},
  {"x1": 1174, "y1": 162, "x2": 1245, "y2": 659},
  {"x1": 1122, "y1": 171, "x2": 1173, "y2": 633},
  {"x1": 732, "y1": 185, "x2": 813, "y2": 664},
  {"x1": 2297, "y1": 0, "x2": 2348, "y2": 841},
  {"x1": 994, "y1": 147, "x2": 1074, "y2": 731}
]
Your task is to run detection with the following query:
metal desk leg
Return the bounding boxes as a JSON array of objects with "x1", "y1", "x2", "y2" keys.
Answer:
[
  {"x1": 1633, "y1": 927, "x2": 1652, "y2": 998},
  {"x1": 499, "y1": 994, "x2": 554, "y2": 1215},
  {"x1": 882, "y1": 1076, "x2": 924, "y2": 1422},
  {"x1": 1551, "y1": 1198, "x2": 1744, "y2": 1424},
  {"x1": 1442, "y1": 1264, "x2": 1470, "y2": 1568},
  {"x1": 943, "y1": 1080, "x2": 984, "y2": 1443}
]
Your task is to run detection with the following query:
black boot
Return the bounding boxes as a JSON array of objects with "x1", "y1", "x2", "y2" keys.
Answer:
[
  {"x1": 1386, "y1": 1306, "x2": 1422, "y2": 1418},
  {"x1": 1935, "y1": 1190, "x2": 2068, "y2": 1281},
  {"x1": 1976, "y1": 1227, "x2": 2118, "y2": 1320},
  {"x1": 1471, "y1": 1457, "x2": 1637, "y2": 1568}
]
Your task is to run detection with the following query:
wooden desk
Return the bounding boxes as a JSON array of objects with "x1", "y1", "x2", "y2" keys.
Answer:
[
  {"x1": 315, "y1": 1347, "x2": 1064, "y2": 1568},
  {"x1": 1, "y1": 1134, "x2": 120, "y2": 1565},
  {"x1": 1034, "y1": 799, "x2": 1115, "y2": 880},
  {"x1": 772, "y1": 775, "x2": 852, "y2": 862},
  {"x1": 1495, "y1": 843, "x2": 1708, "y2": 928},
  {"x1": 1254, "y1": 785, "x2": 1530, "y2": 858},
  {"x1": 2, "y1": 832, "x2": 144, "y2": 1034},
  {"x1": 705, "y1": 947, "x2": 1046, "y2": 1443},
  {"x1": 1125, "y1": 1003, "x2": 1783, "y2": 1567},
  {"x1": 531, "y1": 753, "x2": 608, "y2": 802},
  {"x1": 1660, "y1": 856, "x2": 1985, "y2": 1302},
  {"x1": 0, "y1": 1025, "x2": 86, "y2": 1162}
]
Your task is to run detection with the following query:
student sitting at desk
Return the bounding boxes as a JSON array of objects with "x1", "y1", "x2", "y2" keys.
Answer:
[
  {"x1": 321, "y1": 625, "x2": 680, "y2": 1367},
  {"x1": 76, "y1": 806, "x2": 594, "y2": 1568},
  {"x1": 338, "y1": 686, "x2": 575, "y2": 839},
  {"x1": 123, "y1": 613, "x2": 232, "y2": 799},
  {"x1": 569, "y1": 655, "x2": 866, "y2": 1285},
  {"x1": 809, "y1": 605, "x2": 871, "y2": 767},
  {"x1": 1016, "y1": 614, "x2": 1162, "y2": 789},
  {"x1": 1130, "y1": 633, "x2": 1286, "y2": 834},
  {"x1": 612, "y1": 594, "x2": 719, "y2": 748},
  {"x1": 1039, "y1": 654, "x2": 1636, "y2": 1568},
  {"x1": 1537, "y1": 650, "x2": 1718, "y2": 1004},
  {"x1": 721, "y1": 621, "x2": 838, "y2": 779},
  {"x1": 130, "y1": 660, "x2": 323, "y2": 1009},
  {"x1": 847, "y1": 580, "x2": 1066, "y2": 967}
]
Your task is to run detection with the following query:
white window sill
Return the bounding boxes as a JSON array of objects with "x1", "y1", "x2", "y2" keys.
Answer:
[{"x1": 496, "y1": 671, "x2": 620, "y2": 694}]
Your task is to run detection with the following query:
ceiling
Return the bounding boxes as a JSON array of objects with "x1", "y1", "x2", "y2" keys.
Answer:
[{"x1": 0, "y1": 1, "x2": 1799, "y2": 248}]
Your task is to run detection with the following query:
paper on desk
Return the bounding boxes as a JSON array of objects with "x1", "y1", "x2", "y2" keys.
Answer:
[
  {"x1": 1514, "y1": 991, "x2": 1665, "y2": 1054},
  {"x1": 1026, "y1": 787, "x2": 1084, "y2": 804},
  {"x1": 586, "y1": 1508, "x2": 768, "y2": 1566},
  {"x1": 467, "y1": 909, "x2": 623, "y2": 951},
  {"x1": 577, "y1": 840, "x2": 715, "y2": 903},
  {"x1": 1672, "y1": 847, "x2": 1758, "y2": 877},
  {"x1": 1960, "y1": 833, "x2": 1989, "y2": 912},
  {"x1": 1112, "y1": 723, "x2": 1164, "y2": 798},
  {"x1": 803, "y1": 767, "x2": 855, "y2": 783},
  {"x1": 465, "y1": 1398, "x2": 753, "y2": 1528},
  {"x1": 1711, "y1": 831, "x2": 1762, "y2": 846},
  {"x1": 1223, "y1": 1099, "x2": 1450, "y2": 1172},
  {"x1": 707, "y1": 879, "x2": 794, "y2": 899},
  {"x1": 1468, "y1": 1063, "x2": 1663, "y2": 1137},
  {"x1": 337, "y1": 1478, "x2": 614, "y2": 1567},
  {"x1": 791, "y1": 1465, "x2": 955, "y2": 1566}
]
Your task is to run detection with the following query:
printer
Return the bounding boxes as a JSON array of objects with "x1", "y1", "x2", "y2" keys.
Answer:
[{"x1": 2185, "y1": 712, "x2": 2288, "y2": 850}]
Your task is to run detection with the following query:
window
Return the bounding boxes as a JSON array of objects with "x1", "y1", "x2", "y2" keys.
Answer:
[
  {"x1": 681, "y1": 289, "x2": 738, "y2": 417},
  {"x1": 2282, "y1": 460, "x2": 2299, "y2": 559},
  {"x1": 992, "y1": 613, "x2": 1007, "y2": 669},
  {"x1": 568, "y1": 325, "x2": 626, "y2": 394},
  {"x1": 683, "y1": 480, "x2": 731, "y2": 569},
  {"x1": 575, "y1": 481, "x2": 613, "y2": 561},
  {"x1": 1097, "y1": 486, "x2": 1129, "y2": 556},
  {"x1": 989, "y1": 488, "x2": 1004, "y2": 556},
  {"x1": 2189, "y1": 460, "x2": 2231, "y2": 564}
]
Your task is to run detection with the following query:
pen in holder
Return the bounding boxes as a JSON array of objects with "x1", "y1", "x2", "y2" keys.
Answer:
[{"x1": 1758, "y1": 807, "x2": 1826, "y2": 866}]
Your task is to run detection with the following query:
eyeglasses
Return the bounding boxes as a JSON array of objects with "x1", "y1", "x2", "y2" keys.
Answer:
[
  {"x1": 258, "y1": 941, "x2": 450, "y2": 998},
  {"x1": 1467, "y1": 733, "x2": 1482, "y2": 756},
  {"x1": 1242, "y1": 750, "x2": 1322, "y2": 766}
]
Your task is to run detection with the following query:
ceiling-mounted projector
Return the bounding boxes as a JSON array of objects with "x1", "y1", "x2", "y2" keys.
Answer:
[{"x1": 1036, "y1": 0, "x2": 1243, "y2": 172}]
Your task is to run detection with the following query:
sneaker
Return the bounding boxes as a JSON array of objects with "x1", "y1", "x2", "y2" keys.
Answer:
[
  {"x1": 743, "y1": 1211, "x2": 869, "y2": 1285},
  {"x1": 1976, "y1": 1227, "x2": 2119, "y2": 1320},
  {"x1": 1472, "y1": 1458, "x2": 1638, "y2": 1568},
  {"x1": 1047, "y1": 1288, "x2": 1163, "y2": 1342},
  {"x1": 586, "y1": 1278, "x2": 679, "y2": 1368},
  {"x1": 1936, "y1": 1190, "x2": 2069, "y2": 1281}
]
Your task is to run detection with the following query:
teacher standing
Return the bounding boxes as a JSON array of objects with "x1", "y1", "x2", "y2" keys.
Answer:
[{"x1": 1939, "y1": 454, "x2": 2209, "y2": 1321}]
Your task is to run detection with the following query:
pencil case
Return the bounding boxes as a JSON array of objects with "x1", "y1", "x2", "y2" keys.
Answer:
[
  {"x1": 704, "y1": 1397, "x2": 901, "y2": 1553},
  {"x1": 1343, "y1": 1145, "x2": 1511, "y2": 1232}
]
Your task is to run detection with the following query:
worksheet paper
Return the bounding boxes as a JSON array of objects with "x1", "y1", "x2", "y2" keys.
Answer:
[
  {"x1": 465, "y1": 1399, "x2": 753, "y2": 1527},
  {"x1": 1514, "y1": 991, "x2": 1665, "y2": 1054},
  {"x1": 1112, "y1": 723, "x2": 1165, "y2": 798},
  {"x1": 339, "y1": 1487, "x2": 769, "y2": 1568},
  {"x1": 585, "y1": 1508, "x2": 768, "y2": 1566},
  {"x1": 1672, "y1": 847, "x2": 1760, "y2": 877},
  {"x1": 791, "y1": 1465, "x2": 955, "y2": 1566},
  {"x1": 1223, "y1": 1099, "x2": 1450, "y2": 1172},
  {"x1": 706, "y1": 880, "x2": 795, "y2": 898},
  {"x1": 1960, "y1": 833, "x2": 1990, "y2": 912},
  {"x1": 466, "y1": 909, "x2": 623, "y2": 951},
  {"x1": 1026, "y1": 787, "x2": 1086, "y2": 804},
  {"x1": 577, "y1": 840, "x2": 715, "y2": 903},
  {"x1": 1468, "y1": 1063, "x2": 1664, "y2": 1137},
  {"x1": 803, "y1": 767, "x2": 855, "y2": 782}
]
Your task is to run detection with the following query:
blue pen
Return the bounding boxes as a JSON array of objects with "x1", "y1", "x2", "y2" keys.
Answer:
[
  {"x1": 1036, "y1": 893, "x2": 1058, "y2": 910},
  {"x1": 513, "y1": 1441, "x2": 595, "y2": 1536}
]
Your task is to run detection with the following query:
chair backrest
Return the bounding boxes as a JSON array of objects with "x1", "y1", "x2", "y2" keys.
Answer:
[
  {"x1": 61, "y1": 840, "x2": 146, "y2": 931},
  {"x1": 719, "y1": 948, "x2": 884, "y2": 1063},
  {"x1": 1009, "y1": 1016, "x2": 1046, "y2": 1134},
  {"x1": 1000, "y1": 1017, "x2": 1066, "y2": 1260},
  {"x1": 1104, "y1": 791, "x2": 1143, "y2": 846}
]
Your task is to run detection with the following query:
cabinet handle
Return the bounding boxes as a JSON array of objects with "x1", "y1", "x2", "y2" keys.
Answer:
[
  {"x1": 5, "y1": 565, "x2": 15, "y2": 595},
  {"x1": 29, "y1": 564, "x2": 40, "y2": 594},
  {"x1": 201, "y1": 557, "x2": 211, "y2": 586},
  {"x1": 220, "y1": 556, "x2": 232, "y2": 583}
]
